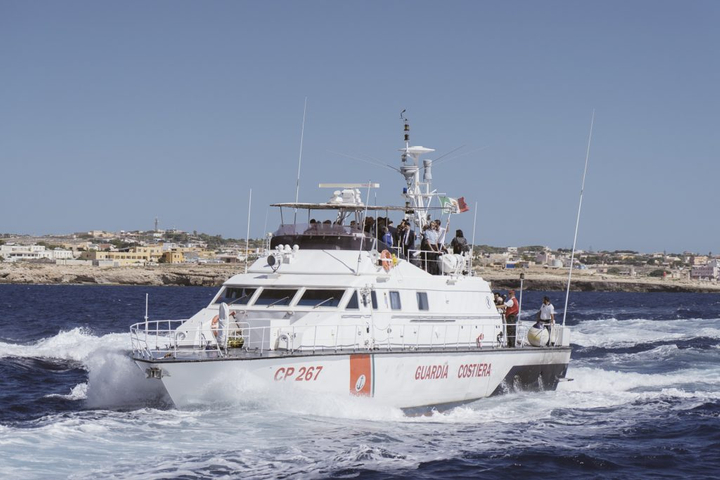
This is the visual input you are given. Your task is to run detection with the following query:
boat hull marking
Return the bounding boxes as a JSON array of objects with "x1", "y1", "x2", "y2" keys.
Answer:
[{"x1": 349, "y1": 354, "x2": 373, "y2": 397}]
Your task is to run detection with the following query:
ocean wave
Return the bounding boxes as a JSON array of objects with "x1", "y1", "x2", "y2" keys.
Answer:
[{"x1": 0, "y1": 328, "x2": 129, "y2": 362}]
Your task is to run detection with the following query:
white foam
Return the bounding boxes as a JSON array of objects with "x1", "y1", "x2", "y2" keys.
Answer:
[
  {"x1": 560, "y1": 365, "x2": 720, "y2": 393},
  {"x1": 84, "y1": 350, "x2": 170, "y2": 409},
  {"x1": 44, "y1": 383, "x2": 88, "y2": 401},
  {"x1": 176, "y1": 368, "x2": 409, "y2": 422},
  {"x1": 571, "y1": 317, "x2": 720, "y2": 348}
]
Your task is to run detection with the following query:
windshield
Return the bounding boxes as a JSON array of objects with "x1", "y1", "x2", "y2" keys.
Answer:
[
  {"x1": 254, "y1": 289, "x2": 297, "y2": 306},
  {"x1": 295, "y1": 289, "x2": 344, "y2": 308},
  {"x1": 214, "y1": 287, "x2": 256, "y2": 305}
]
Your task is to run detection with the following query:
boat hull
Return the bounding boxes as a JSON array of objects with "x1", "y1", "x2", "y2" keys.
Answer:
[{"x1": 135, "y1": 347, "x2": 571, "y2": 413}]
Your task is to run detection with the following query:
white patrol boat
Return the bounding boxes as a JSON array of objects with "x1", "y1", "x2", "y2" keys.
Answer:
[{"x1": 130, "y1": 117, "x2": 571, "y2": 414}]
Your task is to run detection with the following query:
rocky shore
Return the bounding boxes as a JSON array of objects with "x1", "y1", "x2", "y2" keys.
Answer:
[
  {"x1": 0, "y1": 263, "x2": 238, "y2": 287},
  {"x1": 1, "y1": 263, "x2": 719, "y2": 293},
  {"x1": 479, "y1": 268, "x2": 720, "y2": 293}
]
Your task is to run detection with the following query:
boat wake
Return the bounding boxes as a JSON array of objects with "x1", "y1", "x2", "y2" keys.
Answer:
[
  {"x1": 0, "y1": 328, "x2": 170, "y2": 410},
  {"x1": 1, "y1": 318, "x2": 718, "y2": 480},
  {"x1": 570, "y1": 316, "x2": 720, "y2": 348}
]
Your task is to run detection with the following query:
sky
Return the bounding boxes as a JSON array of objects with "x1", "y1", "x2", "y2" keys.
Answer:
[{"x1": 1, "y1": 1, "x2": 718, "y2": 254}]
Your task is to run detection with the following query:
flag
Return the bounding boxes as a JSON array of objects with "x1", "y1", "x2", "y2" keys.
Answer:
[
  {"x1": 439, "y1": 196, "x2": 459, "y2": 214},
  {"x1": 439, "y1": 196, "x2": 470, "y2": 214},
  {"x1": 457, "y1": 196, "x2": 469, "y2": 213}
]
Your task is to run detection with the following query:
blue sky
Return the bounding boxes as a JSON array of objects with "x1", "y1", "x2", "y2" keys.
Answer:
[{"x1": 1, "y1": 1, "x2": 718, "y2": 253}]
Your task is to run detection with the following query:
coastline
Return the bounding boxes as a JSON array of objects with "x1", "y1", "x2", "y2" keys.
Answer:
[
  {"x1": 1, "y1": 263, "x2": 719, "y2": 293},
  {"x1": 479, "y1": 268, "x2": 720, "y2": 293},
  {"x1": 0, "y1": 263, "x2": 236, "y2": 288}
]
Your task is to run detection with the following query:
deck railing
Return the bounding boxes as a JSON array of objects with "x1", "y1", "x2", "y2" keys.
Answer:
[{"x1": 130, "y1": 319, "x2": 566, "y2": 360}]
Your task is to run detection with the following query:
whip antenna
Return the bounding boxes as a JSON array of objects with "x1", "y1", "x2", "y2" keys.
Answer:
[
  {"x1": 293, "y1": 97, "x2": 308, "y2": 224},
  {"x1": 245, "y1": 189, "x2": 252, "y2": 274},
  {"x1": 562, "y1": 110, "x2": 595, "y2": 326}
]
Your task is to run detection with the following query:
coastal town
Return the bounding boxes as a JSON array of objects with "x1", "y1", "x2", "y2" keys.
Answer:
[{"x1": 1, "y1": 225, "x2": 719, "y2": 291}]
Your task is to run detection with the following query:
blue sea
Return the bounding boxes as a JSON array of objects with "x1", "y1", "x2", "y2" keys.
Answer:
[{"x1": 1, "y1": 284, "x2": 719, "y2": 479}]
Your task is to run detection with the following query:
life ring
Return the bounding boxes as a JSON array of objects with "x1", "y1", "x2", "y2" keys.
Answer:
[
  {"x1": 211, "y1": 315, "x2": 220, "y2": 337},
  {"x1": 211, "y1": 311, "x2": 236, "y2": 337},
  {"x1": 380, "y1": 250, "x2": 393, "y2": 272},
  {"x1": 476, "y1": 333, "x2": 485, "y2": 347}
]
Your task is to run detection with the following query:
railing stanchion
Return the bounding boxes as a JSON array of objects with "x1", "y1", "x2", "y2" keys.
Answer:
[{"x1": 312, "y1": 326, "x2": 317, "y2": 353}]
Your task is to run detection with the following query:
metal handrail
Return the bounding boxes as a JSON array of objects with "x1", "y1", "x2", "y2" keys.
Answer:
[{"x1": 129, "y1": 318, "x2": 565, "y2": 360}]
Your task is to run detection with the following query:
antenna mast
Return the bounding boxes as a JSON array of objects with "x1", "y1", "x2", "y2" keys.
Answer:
[
  {"x1": 398, "y1": 111, "x2": 435, "y2": 230},
  {"x1": 562, "y1": 110, "x2": 595, "y2": 327}
]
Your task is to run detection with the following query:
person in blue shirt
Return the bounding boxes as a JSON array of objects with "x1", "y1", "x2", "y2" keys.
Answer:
[{"x1": 381, "y1": 226, "x2": 393, "y2": 249}]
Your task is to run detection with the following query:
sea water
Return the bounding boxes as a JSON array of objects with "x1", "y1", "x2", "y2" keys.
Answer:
[{"x1": 1, "y1": 285, "x2": 719, "y2": 479}]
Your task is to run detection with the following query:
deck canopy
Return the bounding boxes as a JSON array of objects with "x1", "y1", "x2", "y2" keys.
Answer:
[{"x1": 271, "y1": 202, "x2": 408, "y2": 211}]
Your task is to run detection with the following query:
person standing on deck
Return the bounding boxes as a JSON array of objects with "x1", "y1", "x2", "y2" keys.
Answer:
[
  {"x1": 381, "y1": 226, "x2": 394, "y2": 249},
  {"x1": 404, "y1": 221, "x2": 417, "y2": 261},
  {"x1": 420, "y1": 224, "x2": 431, "y2": 271},
  {"x1": 450, "y1": 229, "x2": 469, "y2": 255},
  {"x1": 425, "y1": 221, "x2": 441, "y2": 274},
  {"x1": 387, "y1": 220, "x2": 397, "y2": 244},
  {"x1": 499, "y1": 290, "x2": 519, "y2": 347},
  {"x1": 538, "y1": 296, "x2": 555, "y2": 346}
]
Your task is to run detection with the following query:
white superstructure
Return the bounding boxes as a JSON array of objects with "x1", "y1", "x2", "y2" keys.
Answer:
[{"x1": 130, "y1": 116, "x2": 571, "y2": 413}]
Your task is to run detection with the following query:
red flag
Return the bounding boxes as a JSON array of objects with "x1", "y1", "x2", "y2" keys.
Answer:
[{"x1": 457, "y1": 197, "x2": 469, "y2": 213}]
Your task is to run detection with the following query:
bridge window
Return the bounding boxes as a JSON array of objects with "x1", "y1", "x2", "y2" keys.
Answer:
[
  {"x1": 254, "y1": 289, "x2": 297, "y2": 306},
  {"x1": 371, "y1": 291, "x2": 378, "y2": 309},
  {"x1": 296, "y1": 289, "x2": 343, "y2": 308},
  {"x1": 215, "y1": 287, "x2": 256, "y2": 305},
  {"x1": 345, "y1": 291, "x2": 359, "y2": 310}
]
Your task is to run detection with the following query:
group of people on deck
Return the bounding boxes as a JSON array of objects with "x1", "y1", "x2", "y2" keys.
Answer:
[
  {"x1": 306, "y1": 215, "x2": 470, "y2": 275},
  {"x1": 370, "y1": 217, "x2": 470, "y2": 275},
  {"x1": 494, "y1": 291, "x2": 556, "y2": 347}
]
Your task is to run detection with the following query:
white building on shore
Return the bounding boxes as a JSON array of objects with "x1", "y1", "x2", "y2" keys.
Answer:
[
  {"x1": 0, "y1": 244, "x2": 75, "y2": 262},
  {"x1": 691, "y1": 260, "x2": 720, "y2": 281}
]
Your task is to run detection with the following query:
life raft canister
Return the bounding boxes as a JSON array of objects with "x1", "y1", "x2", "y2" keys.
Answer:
[{"x1": 527, "y1": 325, "x2": 550, "y2": 347}]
